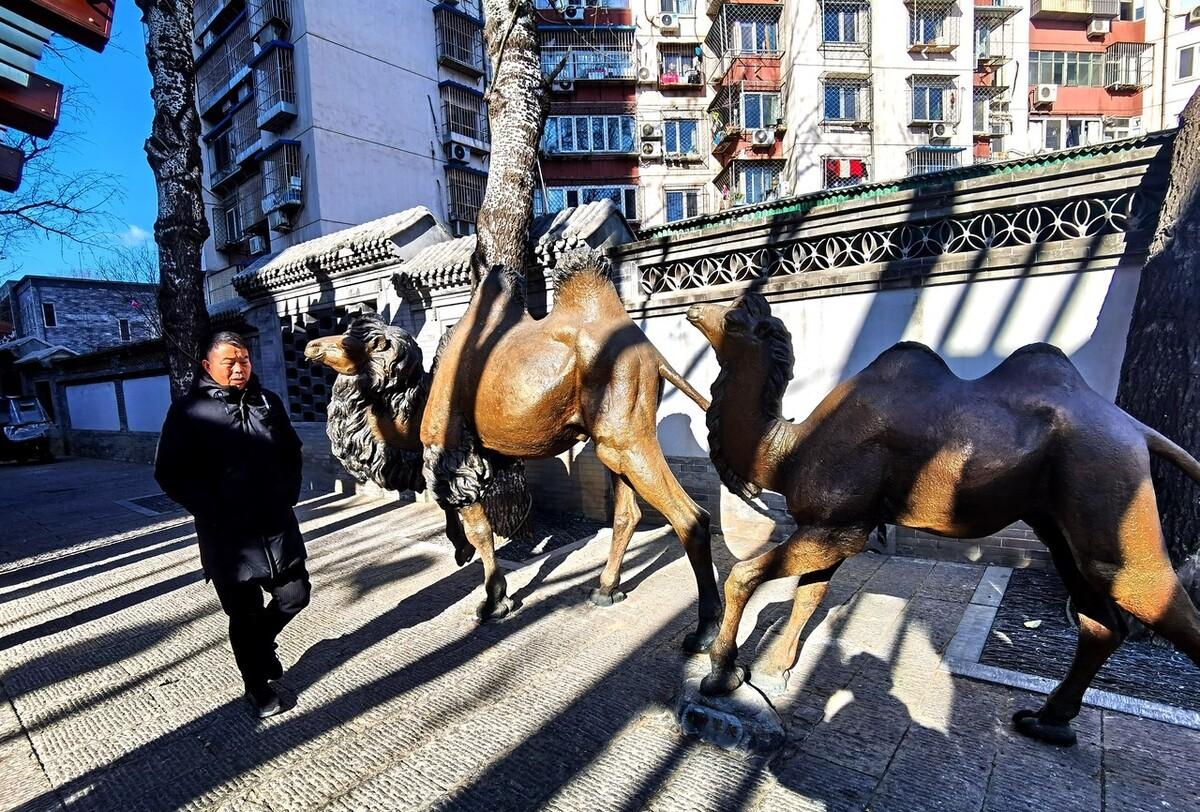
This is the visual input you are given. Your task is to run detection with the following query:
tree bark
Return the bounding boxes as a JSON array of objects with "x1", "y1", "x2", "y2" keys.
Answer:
[
  {"x1": 138, "y1": 0, "x2": 211, "y2": 399},
  {"x1": 472, "y1": 0, "x2": 549, "y2": 285},
  {"x1": 1115, "y1": 86, "x2": 1200, "y2": 603}
]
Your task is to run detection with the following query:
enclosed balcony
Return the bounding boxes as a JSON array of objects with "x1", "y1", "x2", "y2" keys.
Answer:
[
  {"x1": 820, "y1": 0, "x2": 871, "y2": 54},
  {"x1": 238, "y1": 174, "x2": 267, "y2": 231},
  {"x1": 231, "y1": 100, "x2": 262, "y2": 162},
  {"x1": 907, "y1": 0, "x2": 959, "y2": 54},
  {"x1": 435, "y1": 4, "x2": 486, "y2": 78},
  {"x1": 445, "y1": 166, "x2": 487, "y2": 234},
  {"x1": 1105, "y1": 42, "x2": 1153, "y2": 90},
  {"x1": 540, "y1": 26, "x2": 637, "y2": 81},
  {"x1": 253, "y1": 43, "x2": 297, "y2": 131},
  {"x1": 657, "y1": 44, "x2": 704, "y2": 88},
  {"x1": 212, "y1": 193, "x2": 244, "y2": 250},
  {"x1": 194, "y1": 0, "x2": 239, "y2": 43},
  {"x1": 249, "y1": 0, "x2": 291, "y2": 40},
  {"x1": 441, "y1": 82, "x2": 489, "y2": 150},
  {"x1": 704, "y1": 3, "x2": 782, "y2": 82},
  {"x1": 1031, "y1": 0, "x2": 1118, "y2": 19},
  {"x1": 261, "y1": 141, "x2": 303, "y2": 214},
  {"x1": 195, "y1": 14, "x2": 254, "y2": 116},
  {"x1": 975, "y1": 3, "x2": 1019, "y2": 67}
]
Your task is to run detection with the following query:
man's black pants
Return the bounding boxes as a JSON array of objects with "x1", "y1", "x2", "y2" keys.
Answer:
[{"x1": 213, "y1": 564, "x2": 310, "y2": 690}]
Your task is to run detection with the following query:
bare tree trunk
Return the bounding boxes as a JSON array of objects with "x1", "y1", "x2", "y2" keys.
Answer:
[
  {"x1": 471, "y1": 0, "x2": 549, "y2": 285},
  {"x1": 1116, "y1": 86, "x2": 1200, "y2": 605},
  {"x1": 138, "y1": 0, "x2": 211, "y2": 399}
]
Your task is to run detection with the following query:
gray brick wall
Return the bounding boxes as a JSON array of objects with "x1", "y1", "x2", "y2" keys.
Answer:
[{"x1": 13, "y1": 278, "x2": 158, "y2": 353}]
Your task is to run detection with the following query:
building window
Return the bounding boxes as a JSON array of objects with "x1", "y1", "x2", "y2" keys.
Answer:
[
  {"x1": 910, "y1": 77, "x2": 957, "y2": 123},
  {"x1": 535, "y1": 185, "x2": 639, "y2": 221},
  {"x1": 542, "y1": 115, "x2": 636, "y2": 155},
  {"x1": 908, "y1": 3, "x2": 955, "y2": 50},
  {"x1": 1029, "y1": 51, "x2": 1105, "y2": 87},
  {"x1": 823, "y1": 157, "x2": 868, "y2": 189},
  {"x1": 42, "y1": 302, "x2": 56, "y2": 328},
  {"x1": 1118, "y1": 0, "x2": 1143, "y2": 21},
  {"x1": 540, "y1": 28, "x2": 636, "y2": 80},
  {"x1": 822, "y1": 78, "x2": 868, "y2": 123},
  {"x1": 659, "y1": 45, "x2": 702, "y2": 84},
  {"x1": 1179, "y1": 45, "x2": 1196, "y2": 81},
  {"x1": 907, "y1": 146, "x2": 963, "y2": 176},
  {"x1": 445, "y1": 167, "x2": 486, "y2": 229},
  {"x1": 1103, "y1": 116, "x2": 1142, "y2": 141},
  {"x1": 741, "y1": 164, "x2": 780, "y2": 204},
  {"x1": 664, "y1": 119, "x2": 699, "y2": 155},
  {"x1": 734, "y1": 18, "x2": 778, "y2": 54},
  {"x1": 742, "y1": 92, "x2": 781, "y2": 129},
  {"x1": 442, "y1": 83, "x2": 488, "y2": 143},
  {"x1": 665, "y1": 188, "x2": 703, "y2": 221},
  {"x1": 822, "y1": 1, "x2": 867, "y2": 46},
  {"x1": 1035, "y1": 117, "x2": 1103, "y2": 151},
  {"x1": 118, "y1": 319, "x2": 131, "y2": 342},
  {"x1": 660, "y1": 0, "x2": 694, "y2": 13}
]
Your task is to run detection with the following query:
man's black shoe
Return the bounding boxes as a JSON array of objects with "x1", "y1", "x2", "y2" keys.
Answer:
[{"x1": 245, "y1": 682, "x2": 282, "y2": 719}]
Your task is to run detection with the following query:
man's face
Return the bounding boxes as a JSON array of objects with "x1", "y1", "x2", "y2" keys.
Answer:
[{"x1": 203, "y1": 343, "x2": 252, "y2": 389}]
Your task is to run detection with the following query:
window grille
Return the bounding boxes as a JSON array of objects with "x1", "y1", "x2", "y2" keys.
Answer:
[
  {"x1": 658, "y1": 44, "x2": 704, "y2": 86},
  {"x1": 974, "y1": 3, "x2": 1017, "y2": 66},
  {"x1": 535, "y1": 184, "x2": 639, "y2": 221},
  {"x1": 441, "y1": 84, "x2": 488, "y2": 143},
  {"x1": 248, "y1": 0, "x2": 290, "y2": 35},
  {"x1": 209, "y1": 127, "x2": 238, "y2": 187},
  {"x1": 709, "y1": 81, "x2": 781, "y2": 132},
  {"x1": 822, "y1": 156, "x2": 869, "y2": 190},
  {"x1": 238, "y1": 174, "x2": 265, "y2": 229},
  {"x1": 254, "y1": 45, "x2": 297, "y2": 130},
  {"x1": 906, "y1": 146, "x2": 963, "y2": 176},
  {"x1": 820, "y1": 74, "x2": 871, "y2": 125},
  {"x1": 451, "y1": 0, "x2": 483, "y2": 16},
  {"x1": 908, "y1": 75, "x2": 961, "y2": 124},
  {"x1": 446, "y1": 167, "x2": 486, "y2": 224},
  {"x1": 820, "y1": 1, "x2": 869, "y2": 51},
  {"x1": 1029, "y1": 51, "x2": 1106, "y2": 86},
  {"x1": 196, "y1": 15, "x2": 253, "y2": 111},
  {"x1": 231, "y1": 101, "x2": 259, "y2": 159},
  {"x1": 907, "y1": 0, "x2": 958, "y2": 53},
  {"x1": 715, "y1": 159, "x2": 784, "y2": 207},
  {"x1": 261, "y1": 143, "x2": 302, "y2": 212},
  {"x1": 542, "y1": 115, "x2": 635, "y2": 154},
  {"x1": 663, "y1": 119, "x2": 701, "y2": 156},
  {"x1": 193, "y1": 0, "x2": 232, "y2": 36},
  {"x1": 435, "y1": 6, "x2": 485, "y2": 76},
  {"x1": 213, "y1": 194, "x2": 243, "y2": 248},
  {"x1": 540, "y1": 28, "x2": 636, "y2": 80},
  {"x1": 1105, "y1": 43, "x2": 1153, "y2": 90},
  {"x1": 973, "y1": 86, "x2": 1010, "y2": 135},
  {"x1": 665, "y1": 188, "x2": 705, "y2": 222},
  {"x1": 704, "y1": 3, "x2": 782, "y2": 65}
]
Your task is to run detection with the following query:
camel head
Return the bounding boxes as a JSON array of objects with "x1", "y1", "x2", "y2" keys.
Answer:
[
  {"x1": 686, "y1": 292, "x2": 791, "y2": 364},
  {"x1": 305, "y1": 312, "x2": 424, "y2": 389}
]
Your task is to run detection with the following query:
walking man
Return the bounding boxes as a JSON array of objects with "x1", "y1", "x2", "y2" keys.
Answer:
[{"x1": 155, "y1": 331, "x2": 309, "y2": 718}]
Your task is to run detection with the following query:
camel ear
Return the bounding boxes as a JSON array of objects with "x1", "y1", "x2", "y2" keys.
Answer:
[
  {"x1": 366, "y1": 333, "x2": 389, "y2": 353},
  {"x1": 740, "y1": 291, "x2": 771, "y2": 320}
]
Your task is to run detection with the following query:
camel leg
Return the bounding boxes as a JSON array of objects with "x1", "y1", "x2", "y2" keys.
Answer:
[
  {"x1": 459, "y1": 502, "x2": 512, "y2": 620},
  {"x1": 702, "y1": 527, "x2": 857, "y2": 696},
  {"x1": 604, "y1": 440, "x2": 722, "y2": 653},
  {"x1": 591, "y1": 472, "x2": 640, "y2": 607},
  {"x1": 444, "y1": 507, "x2": 476, "y2": 567},
  {"x1": 1014, "y1": 523, "x2": 1126, "y2": 746}
]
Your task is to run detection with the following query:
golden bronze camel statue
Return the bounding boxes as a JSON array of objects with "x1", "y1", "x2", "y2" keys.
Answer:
[
  {"x1": 421, "y1": 248, "x2": 723, "y2": 652},
  {"x1": 687, "y1": 291, "x2": 1200, "y2": 746}
]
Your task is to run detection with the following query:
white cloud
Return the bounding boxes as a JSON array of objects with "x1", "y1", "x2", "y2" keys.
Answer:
[{"x1": 118, "y1": 224, "x2": 151, "y2": 247}]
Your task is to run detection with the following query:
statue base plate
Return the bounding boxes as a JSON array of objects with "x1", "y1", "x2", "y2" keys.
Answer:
[{"x1": 674, "y1": 677, "x2": 785, "y2": 753}]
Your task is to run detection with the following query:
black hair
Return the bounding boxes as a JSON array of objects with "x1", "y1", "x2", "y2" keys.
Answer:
[{"x1": 205, "y1": 330, "x2": 248, "y2": 356}]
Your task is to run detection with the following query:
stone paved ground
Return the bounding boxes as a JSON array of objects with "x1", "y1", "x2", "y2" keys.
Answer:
[{"x1": 1, "y1": 458, "x2": 1198, "y2": 812}]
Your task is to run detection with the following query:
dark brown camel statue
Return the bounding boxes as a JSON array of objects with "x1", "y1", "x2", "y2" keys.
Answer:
[
  {"x1": 421, "y1": 248, "x2": 723, "y2": 652},
  {"x1": 687, "y1": 291, "x2": 1200, "y2": 746},
  {"x1": 303, "y1": 312, "x2": 529, "y2": 564}
]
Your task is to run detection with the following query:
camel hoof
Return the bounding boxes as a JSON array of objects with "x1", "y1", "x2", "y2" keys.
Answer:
[
  {"x1": 700, "y1": 665, "x2": 745, "y2": 696},
  {"x1": 476, "y1": 596, "x2": 515, "y2": 621},
  {"x1": 753, "y1": 669, "x2": 790, "y2": 696},
  {"x1": 589, "y1": 587, "x2": 627, "y2": 607},
  {"x1": 454, "y1": 545, "x2": 475, "y2": 567},
  {"x1": 1012, "y1": 709, "x2": 1077, "y2": 747},
  {"x1": 683, "y1": 619, "x2": 720, "y2": 654}
]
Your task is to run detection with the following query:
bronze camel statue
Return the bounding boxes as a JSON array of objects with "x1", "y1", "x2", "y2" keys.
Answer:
[
  {"x1": 421, "y1": 248, "x2": 723, "y2": 652},
  {"x1": 687, "y1": 291, "x2": 1200, "y2": 746},
  {"x1": 303, "y1": 312, "x2": 528, "y2": 564}
]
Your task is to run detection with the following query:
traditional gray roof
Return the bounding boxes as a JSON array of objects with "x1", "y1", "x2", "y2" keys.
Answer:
[
  {"x1": 14, "y1": 344, "x2": 77, "y2": 366},
  {"x1": 233, "y1": 208, "x2": 448, "y2": 297},
  {"x1": 400, "y1": 201, "x2": 635, "y2": 290}
]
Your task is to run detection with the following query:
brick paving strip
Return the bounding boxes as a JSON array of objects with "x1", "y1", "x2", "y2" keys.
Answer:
[{"x1": 1, "y1": 458, "x2": 1198, "y2": 812}]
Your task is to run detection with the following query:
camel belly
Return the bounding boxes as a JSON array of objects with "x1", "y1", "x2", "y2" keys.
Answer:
[{"x1": 472, "y1": 343, "x2": 582, "y2": 458}]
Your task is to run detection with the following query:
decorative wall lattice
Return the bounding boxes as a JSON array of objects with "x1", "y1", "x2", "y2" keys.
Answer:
[
  {"x1": 638, "y1": 191, "x2": 1151, "y2": 296},
  {"x1": 280, "y1": 307, "x2": 351, "y2": 421}
]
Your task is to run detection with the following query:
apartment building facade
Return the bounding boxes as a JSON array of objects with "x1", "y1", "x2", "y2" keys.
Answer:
[
  {"x1": 1143, "y1": 0, "x2": 1200, "y2": 130},
  {"x1": 196, "y1": 0, "x2": 490, "y2": 301}
]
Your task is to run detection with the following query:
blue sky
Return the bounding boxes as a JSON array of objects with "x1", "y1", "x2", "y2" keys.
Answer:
[{"x1": 7, "y1": 2, "x2": 156, "y2": 279}]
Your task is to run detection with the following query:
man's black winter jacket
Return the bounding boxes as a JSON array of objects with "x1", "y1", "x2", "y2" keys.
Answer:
[{"x1": 155, "y1": 372, "x2": 306, "y2": 584}]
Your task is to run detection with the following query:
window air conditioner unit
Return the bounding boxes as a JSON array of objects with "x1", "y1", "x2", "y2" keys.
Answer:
[
  {"x1": 248, "y1": 235, "x2": 267, "y2": 255},
  {"x1": 1087, "y1": 18, "x2": 1111, "y2": 37},
  {"x1": 641, "y1": 122, "x2": 663, "y2": 139},
  {"x1": 637, "y1": 65, "x2": 656, "y2": 83},
  {"x1": 750, "y1": 127, "x2": 775, "y2": 147},
  {"x1": 1189, "y1": 6, "x2": 1200, "y2": 24},
  {"x1": 268, "y1": 209, "x2": 293, "y2": 232},
  {"x1": 654, "y1": 13, "x2": 679, "y2": 32},
  {"x1": 446, "y1": 142, "x2": 469, "y2": 162},
  {"x1": 641, "y1": 141, "x2": 662, "y2": 158},
  {"x1": 930, "y1": 121, "x2": 952, "y2": 141},
  {"x1": 562, "y1": 6, "x2": 584, "y2": 21},
  {"x1": 1034, "y1": 83, "x2": 1057, "y2": 105},
  {"x1": 551, "y1": 80, "x2": 575, "y2": 93}
]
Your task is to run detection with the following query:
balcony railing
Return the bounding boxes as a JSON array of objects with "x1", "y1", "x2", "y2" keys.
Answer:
[
  {"x1": 1031, "y1": 0, "x2": 1119, "y2": 18},
  {"x1": 193, "y1": 0, "x2": 236, "y2": 40},
  {"x1": 196, "y1": 14, "x2": 253, "y2": 114},
  {"x1": 907, "y1": 145, "x2": 965, "y2": 176},
  {"x1": 254, "y1": 44, "x2": 298, "y2": 130},
  {"x1": 441, "y1": 83, "x2": 488, "y2": 144},
  {"x1": 249, "y1": 0, "x2": 291, "y2": 38},
  {"x1": 435, "y1": 6, "x2": 486, "y2": 77},
  {"x1": 445, "y1": 166, "x2": 486, "y2": 227},
  {"x1": 1105, "y1": 42, "x2": 1153, "y2": 90},
  {"x1": 231, "y1": 101, "x2": 261, "y2": 162},
  {"x1": 704, "y1": 3, "x2": 783, "y2": 62},
  {"x1": 238, "y1": 174, "x2": 266, "y2": 230},
  {"x1": 261, "y1": 141, "x2": 302, "y2": 214},
  {"x1": 540, "y1": 27, "x2": 637, "y2": 80}
]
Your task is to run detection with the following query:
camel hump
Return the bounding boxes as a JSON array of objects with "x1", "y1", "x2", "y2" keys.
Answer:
[
  {"x1": 993, "y1": 343, "x2": 1085, "y2": 384},
  {"x1": 866, "y1": 342, "x2": 952, "y2": 379}
]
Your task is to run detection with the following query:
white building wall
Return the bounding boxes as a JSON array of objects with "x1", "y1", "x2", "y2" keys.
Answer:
[{"x1": 1144, "y1": 0, "x2": 1200, "y2": 130}]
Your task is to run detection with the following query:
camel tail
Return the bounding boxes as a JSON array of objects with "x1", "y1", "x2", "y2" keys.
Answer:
[
  {"x1": 1141, "y1": 423, "x2": 1200, "y2": 485},
  {"x1": 657, "y1": 355, "x2": 709, "y2": 411}
]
